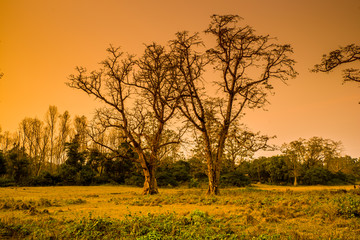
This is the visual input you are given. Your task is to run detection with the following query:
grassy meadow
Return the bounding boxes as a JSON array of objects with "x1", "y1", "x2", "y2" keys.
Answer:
[{"x1": 1, "y1": 185, "x2": 360, "y2": 239}]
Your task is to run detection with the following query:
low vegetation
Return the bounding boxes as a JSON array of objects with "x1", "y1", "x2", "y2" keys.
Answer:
[{"x1": 1, "y1": 185, "x2": 360, "y2": 239}]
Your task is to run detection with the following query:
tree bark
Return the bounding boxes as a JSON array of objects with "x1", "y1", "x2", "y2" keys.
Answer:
[
  {"x1": 293, "y1": 174, "x2": 298, "y2": 186},
  {"x1": 138, "y1": 153, "x2": 158, "y2": 195},
  {"x1": 207, "y1": 163, "x2": 220, "y2": 195}
]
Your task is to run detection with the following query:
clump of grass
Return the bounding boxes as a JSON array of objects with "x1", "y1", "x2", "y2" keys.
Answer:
[
  {"x1": 0, "y1": 221, "x2": 31, "y2": 239},
  {"x1": 65, "y1": 198, "x2": 87, "y2": 205},
  {"x1": 84, "y1": 194, "x2": 99, "y2": 198}
]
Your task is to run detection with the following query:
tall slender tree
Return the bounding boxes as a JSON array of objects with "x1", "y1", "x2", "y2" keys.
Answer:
[{"x1": 45, "y1": 105, "x2": 58, "y2": 172}]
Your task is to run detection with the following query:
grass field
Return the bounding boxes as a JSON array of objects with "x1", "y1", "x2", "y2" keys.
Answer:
[{"x1": 1, "y1": 184, "x2": 360, "y2": 239}]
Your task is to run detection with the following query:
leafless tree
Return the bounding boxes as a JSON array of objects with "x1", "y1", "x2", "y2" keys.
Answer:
[
  {"x1": 312, "y1": 44, "x2": 360, "y2": 83},
  {"x1": 74, "y1": 115, "x2": 88, "y2": 152},
  {"x1": 224, "y1": 124, "x2": 275, "y2": 169},
  {"x1": 171, "y1": 15, "x2": 297, "y2": 194},
  {"x1": 56, "y1": 111, "x2": 72, "y2": 165},
  {"x1": 18, "y1": 117, "x2": 50, "y2": 176},
  {"x1": 45, "y1": 105, "x2": 59, "y2": 172},
  {"x1": 68, "y1": 44, "x2": 182, "y2": 194}
]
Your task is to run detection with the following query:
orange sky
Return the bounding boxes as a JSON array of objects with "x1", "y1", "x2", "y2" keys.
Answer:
[{"x1": 0, "y1": 0, "x2": 359, "y2": 157}]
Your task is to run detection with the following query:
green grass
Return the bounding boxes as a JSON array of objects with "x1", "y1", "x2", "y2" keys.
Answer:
[{"x1": 1, "y1": 185, "x2": 360, "y2": 239}]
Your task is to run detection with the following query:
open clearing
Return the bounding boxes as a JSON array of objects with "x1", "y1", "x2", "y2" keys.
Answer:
[{"x1": 1, "y1": 185, "x2": 360, "y2": 239}]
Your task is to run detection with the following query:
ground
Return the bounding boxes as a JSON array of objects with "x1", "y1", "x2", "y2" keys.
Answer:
[{"x1": 1, "y1": 184, "x2": 360, "y2": 239}]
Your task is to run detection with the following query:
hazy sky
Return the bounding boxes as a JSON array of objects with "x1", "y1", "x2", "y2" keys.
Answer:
[{"x1": 0, "y1": 0, "x2": 359, "y2": 157}]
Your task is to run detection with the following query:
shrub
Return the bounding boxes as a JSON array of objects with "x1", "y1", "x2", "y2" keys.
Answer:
[
  {"x1": 220, "y1": 171, "x2": 251, "y2": 187},
  {"x1": 302, "y1": 167, "x2": 332, "y2": 185},
  {"x1": 156, "y1": 170, "x2": 178, "y2": 187},
  {"x1": 0, "y1": 177, "x2": 15, "y2": 187},
  {"x1": 188, "y1": 178, "x2": 200, "y2": 188},
  {"x1": 29, "y1": 171, "x2": 59, "y2": 186},
  {"x1": 58, "y1": 164, "x2": 78, "y2": 185},
  {"x1": 77, "y1": 166, "x2": 96, "y2": 186},
  {"x1": 124, "y1": 174, "x2": 144, "y2": 187}
]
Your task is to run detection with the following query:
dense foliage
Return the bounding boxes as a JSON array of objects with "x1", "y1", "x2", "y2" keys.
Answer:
[{"x1": 0, "y1": 133, "x2": 358, "y2": 188}]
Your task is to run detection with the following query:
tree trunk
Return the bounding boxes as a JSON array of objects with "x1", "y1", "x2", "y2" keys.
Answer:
[
  {"x1": 207, "y1": 169, "x2": 220, "y2": 195},
  {"x1": 142, "y1": 163, "x2": 159, "y2": 195},
  {"x1": 206, "y1": 155, "x2": 220, "y2": 195},
  {"x1": 293, "y1": 172, "x2": 298, "y2": 186}
]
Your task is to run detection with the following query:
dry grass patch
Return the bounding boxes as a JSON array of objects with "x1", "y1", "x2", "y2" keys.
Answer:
[{"x1": 1, "y1": 185, "x2": 360, "y2": 239}]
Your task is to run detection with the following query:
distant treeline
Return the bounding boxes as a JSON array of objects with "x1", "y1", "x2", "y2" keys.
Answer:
[{"x1": 0, "y1": 107, "x2": 358, "y2": 187}]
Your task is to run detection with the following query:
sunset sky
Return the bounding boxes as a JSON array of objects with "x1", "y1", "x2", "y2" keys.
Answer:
[{"x1": 0, "y1": 0, "x2": 359, "y2": 157}]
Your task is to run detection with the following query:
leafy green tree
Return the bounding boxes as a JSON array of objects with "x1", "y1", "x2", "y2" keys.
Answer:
[
  {"x1": 65, "y1": 134, "x2": 86, "y2": 171},
  {"x1": 248, "y1": 157, "x2": 270, "y2": 183},
  {"x1": 0, "y1": 151, "x2": 6, "y2": 175},
  {"x1": 265, "y1": 156, "x2": 291, "y2": 184},
  {"x1": 281, "y1": 137, "x2": 342, "y2": 186},
  {"x1": 78, "y1": 165, "x2": 96, "y2": 186},
  {"x1": 220, "y1": 170, "x2": 250, "y2": 187},
  {"x1": 302, "y1": 167, "x2": 332, "y2": 185},
  {"x1": 6, "y1": 146, "x2": 30, "y2": 184}
]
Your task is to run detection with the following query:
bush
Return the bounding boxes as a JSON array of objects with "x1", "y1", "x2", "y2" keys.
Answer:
[
  {"x1": 302, "y1": 167, "x2": 356, "y2": 185},
  {"x1": 0, "y1": 151, "x2": 6, "y2": 176},
  {"x1": 302, "y1": 167, "x2": 332, "y2": 185},
  {"x1": 156, "y1": 170, "x2": 178, "y2": 187},
  {"x1": 58, "y1": 164, "x2": 78, "y2": 185},
  {"x1": 329, "y1": 172, "x2": 356, "y2": 185},
  {"x1": 77, "y1": 166, "x2": 96, "y2": 186},
  {"x1": 124, "y1": 174, "x2": 144, "y2": 187},
  {"x1": 188, "y1": 178, "x2": 200, "y2": 188},
  {"x1": 220, "y1": 171, "x2": 251, "y2": 187},
  {"x1": 29, "y1": 171, "x2": 59, "y2": 186},
  {"x1": 0, "y1": 177, "x2": 15, "y2": 187}
]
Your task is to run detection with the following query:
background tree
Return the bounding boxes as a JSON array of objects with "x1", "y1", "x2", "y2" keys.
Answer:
[
  {"x1": 223, "y1": 124, "x2": 275, "y2": 170},
  {"x1": 0, "y1": 151, "x2": 6, "y2": 176},
  {"x1": 56, "y1": 111, "x2": 72, "y2": 165},
  {"x1": 45, "y1": 105, "x2": 59, "y2": 172},
  {"x1": 18, "y1": 117, "x2": 49, "y2": 176},
  {"x1": 74, "y1": 115, "x2": 88, "y2": 152},
  {"x1": 281, "y1": 139, "x2": 306, "y2": 186},
  {"x1": 5, "y1": 146, "x2": 30, "y2": 184},
  {"x1": 282, "y1": 137, "x2": 343, "y2": 186},
  {"x1": 312, "y1": 44, "x2": 360, "y2": 84},
  {"x1": 172, "y1": 15, "x2": 297, "y2": 194}
]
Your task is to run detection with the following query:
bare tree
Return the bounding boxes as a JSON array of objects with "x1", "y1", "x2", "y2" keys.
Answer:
[
  {"x1": 171, "y1": 15, "x2": 297, "y2": 194},
  {"x1": 45, "y1": 105, "x2": 59, "y2": 172},
  {"x1": 68, "y1": 44, "x2": 181, "y2": 194},
  {"x1": 18, "y1": 117, "x2": 49, "y2": 176},
  {"x1": 0, "y1": 127, "x2": 15, "y2": 152},
  {"x1": 224, "y1": 124, "x2": 275, "y2": 169},
  {"x1": 56, "y1": 111, "x2": 72, "y2": 165},
  {"x1": 74, "y1": 115, "x2": 88, "y2": 152},
  {"x1": 312, "y1": 44, "x2": 360, "y2": 84}
]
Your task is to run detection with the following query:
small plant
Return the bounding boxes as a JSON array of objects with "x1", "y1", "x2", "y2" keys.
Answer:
[
  {"x1": 335, "y1": 195, "x2": 360, "y2": 218},
  {"x1": 65, "y1": 198, "x2": 87, "y2": 205}
]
